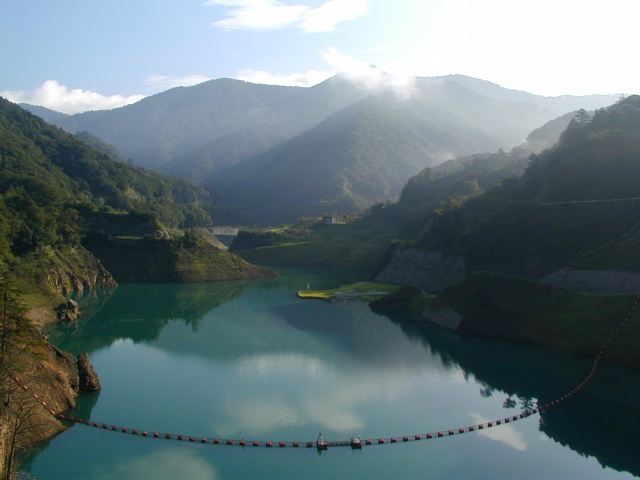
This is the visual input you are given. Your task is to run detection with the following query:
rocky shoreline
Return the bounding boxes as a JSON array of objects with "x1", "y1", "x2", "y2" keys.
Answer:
[{"x1": 1, "y1": 302, "x2": 102, "y2": 476}]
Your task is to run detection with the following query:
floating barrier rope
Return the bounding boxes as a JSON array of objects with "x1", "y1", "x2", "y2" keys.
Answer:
[{"x1": 12, "y1": 294, "x2": 638, "y2": 450}]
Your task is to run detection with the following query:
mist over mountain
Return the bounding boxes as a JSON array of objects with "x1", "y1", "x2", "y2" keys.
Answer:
[
  {"x1": 412, "y1": 95, "x2": 640, "y2": 276},
  {"x1": 208, "y1": 91, "x2": 509, "y2": 224},
  {"x1": 52, "y1": 79, "x2": 300, "y2": 168},
  {"x1": 37, "y1": 74, "x2": 619, "y2": 225},
  {"x1": 399, "y1": 111, "x2": 576, "y2": 209},
  {"x1": 162, "y1": 76, "x2": 370, "y2": 181}
]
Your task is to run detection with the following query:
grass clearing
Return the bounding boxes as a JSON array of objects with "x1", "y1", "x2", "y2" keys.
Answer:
[{"x1": 297, "y1": 282, "x2": 400, "y2": 301}]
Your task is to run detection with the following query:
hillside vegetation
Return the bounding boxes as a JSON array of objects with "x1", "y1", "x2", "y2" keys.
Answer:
[
  {"x1": 0, "y1": 95, "x2": 281, "y2": 475},
  {"x1": 436, "y1": 272, "x2": 640, "y2": 368},
  {"x1": 243, "y1": 95, "x2": 640, "y2": 369},
  {"x1": 413, "y1": 96, "x2": 640, "y2": 276},
  {"x1": 0, "y1": 96, "x2": 276, "y2": 299},
  {"x1": 40, "y1": 74, "x2": 619, "y2": 225},
  {"x1": 231, "y1": 219, "x2": 397, "y2": 277}
]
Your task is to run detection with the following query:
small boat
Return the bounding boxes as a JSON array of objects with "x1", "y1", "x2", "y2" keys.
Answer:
[
  {"x1": 350, "y1": 436, "x2": 362, "y2": 449},
  {"x1": 316, "y1": 433, "x2": 328, "y2": 450}
]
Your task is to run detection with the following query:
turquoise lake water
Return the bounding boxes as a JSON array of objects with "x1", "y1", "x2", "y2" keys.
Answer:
[{"x1": 21, "y1": 267, "x2": 640, "y2": 479}]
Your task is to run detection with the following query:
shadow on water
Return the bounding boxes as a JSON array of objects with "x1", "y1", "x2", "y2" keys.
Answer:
[
  {"x1": 17, "y1": 392, "x2": 101, "y2": 473},
  {"x1": 390, "y1": 315, "x2": 640, "y2": 478},
  {"x1": 50, "y1": 266, "x2": 362, "y2": 356},
  {"x1": 51, "y1": 280, "x2": 254, "y2": 354},
  {"x1": 45, "y1": 267, "x2": 640, "y2": 477},
  {"x1": 277, "y1": 297, "x2": 640, "y2": 476}
]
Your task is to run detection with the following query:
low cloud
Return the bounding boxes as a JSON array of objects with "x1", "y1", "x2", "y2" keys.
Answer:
[
  {"x1": 143, "y1": 74, "x2": 211, "y2": 93},
  {"x1": 322, "y1": 47, "x2": 417, "y2": 98},
  {"x1": 237, "y1": 68, "x2": 334, "y2": 87},
  {"x1": 1, "y1": 80, "x2": 145, "y2": 114},
  {"x1": 205, "y1": 0, "x2": 369, "y2": 33},
  {"x1": 234, "y1": 47, "x2": 417, "y2": 96}
]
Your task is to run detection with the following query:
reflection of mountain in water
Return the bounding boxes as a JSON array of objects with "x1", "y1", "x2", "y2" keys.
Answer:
[
  {"x1": 278, "y1": 300, "x2": 434, "y2": 365},
  {"x1": 51, "y1": 281, "x2": 253, "y2": 353},
  {"x1": 49, "y1": 274, "x2": 640, "y2": 477},
  {"x1": 390, "y1": 316, "x2": 640, "y2": 478}
]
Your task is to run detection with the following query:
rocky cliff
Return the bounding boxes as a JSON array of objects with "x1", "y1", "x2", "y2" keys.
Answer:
[
  {"x1": 0, "y1": 324, "x2": 100, "y2": 477},
  {"x1": 42, "y1": 245, "x2": 117, "y2": 295},
  {"x1": 374, "y1": 247, "x2": 466, "y2": 292}
]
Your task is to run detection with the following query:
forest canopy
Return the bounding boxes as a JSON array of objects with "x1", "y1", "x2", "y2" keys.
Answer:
[{"x1": 0, "y1": 97, "x2": 213, "y2": 262}]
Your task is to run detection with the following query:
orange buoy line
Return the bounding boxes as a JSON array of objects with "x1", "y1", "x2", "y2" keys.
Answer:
[{"x1": 12, "y1": 295, "x2": 638, "y2": 449}]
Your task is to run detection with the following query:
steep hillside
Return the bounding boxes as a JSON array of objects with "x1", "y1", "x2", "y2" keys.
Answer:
[
  {"x1": 414, "y1": 95, "x2": 640, "y2": 276},
  {"x1": 42, "y1": 75, "x2": 618, "y2": 225},
  {"x1": 19, "y1": 103, "x2": 69, "y2": 124},
  {"x1": 522, "y1": 97, "x2": 640, "y2": 202},
  {"x1": 162, "y1": 75, "x2": 369, "y2": 181},
  {"x1": 206, "y1": 82, "x2": 576, "y2": 225},
  {"x1": 53, "y1": 79, "x2": 301, "y2": 168},
  {"x1": 0, "y1": 96, "x2": 282, "y2": 474},
  {"x1": 210, "y1": 93, "x2": 497, "y2": 224},
  {"x1": 393, "y1": 112, "x2": 575, "y2": 230},
  {"x1": 0, "y1": 97, "x2": 276, "y2": 292},
  {"x1": 1, "y1": 98, "x2": 212, "y2": 234}
]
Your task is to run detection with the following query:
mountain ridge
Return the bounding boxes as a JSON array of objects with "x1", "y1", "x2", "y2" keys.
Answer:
[{"x1": 20, "y1": 74, "x2": 620, "y2": 224}]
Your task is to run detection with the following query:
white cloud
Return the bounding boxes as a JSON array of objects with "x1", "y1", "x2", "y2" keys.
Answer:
[
  {"x1": 92, "y1": 449, "x2": 219, "y2": 480},
  {"x1": 205, "y1": 0, "x2": 369, "y2": 32},
  {"x1": 143, "y1": 74, "x2": 211, "y2": 93},
  {"x1": 237, "y1": 67, "x2": 333, "y2": 86},
  {"x1": 206, "y1": 0, "x2": 309, "y2": 30},
  {"x1": 234, "y1": 47, "x2": 417, "y2": 96},
  {"x1": 1, "y1": 80, "x2": 145, "y2": 114},
  {"x1": 469, "y1": 413, "x2": 528, "y2": 451},
  {"x1": 301, "y1": 0, "x2": 370, "y2": 32},
  {"x1": 322, "y1": 47, "x2": 416, "y2": 98}
]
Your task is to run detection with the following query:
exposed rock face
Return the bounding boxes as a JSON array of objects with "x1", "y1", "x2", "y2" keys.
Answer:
[
  {"x1": 541, "y1": 269, "x2": 640, "y2": 294},
  {"x1": 422, "y1": 305, "x2": 463, "y2": 330},
  {"x1": 374, "y1": 247, "x2": 466, "y2": 293},
  {"x1": 45, "y1": 245, "x2": 117, "y2": 295},
  {"x1": 77, "y1": 353, "x2": 101, "y2": 393},
  {"x1": 56, "y1": 298, "x2": 79, "y2": 321}
]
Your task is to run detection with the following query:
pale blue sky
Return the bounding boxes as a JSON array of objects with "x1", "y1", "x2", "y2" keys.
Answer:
[{"x1": 2, "y1": 0, "x2": 638, "y2": 113}]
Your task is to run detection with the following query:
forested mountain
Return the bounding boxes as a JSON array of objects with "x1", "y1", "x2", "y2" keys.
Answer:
[
  {"x1": 522, "y1": 99, "x2": 640, "y2": 202},
  {"x1": 52, "y1": 79, "x2": 307, "y2": 169},
  {"x1": 73, "y1": 130, "x2": 128, "y2": 163},
  {"x1": 442, "y1": 75, "x2": 621, "y2": 112},
  {"x1": 19, "y1": 103, "x2": 69, "y2": 124},
  {"x1": 0, "y1": 97, "x2": 212, "y2": 265},
  {"x1": 162, "y1": 76, "x2": 370, "y2": 180},
  {"x1": 41, "y1": 74, "x2": 619, "y2": 225},
  {"x1": 411, "y1": 95, "x2": 640, "y2": 276},
  {"x1": 208, "y1": 91, "x2": 513, "y2": 225},
  {"x1": 399, "y1": 111, "x2": 575, "y2": 208}
]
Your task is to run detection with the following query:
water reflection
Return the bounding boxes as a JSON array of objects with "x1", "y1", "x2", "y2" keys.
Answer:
[
  {"x1": 469, "y1": 413, "x2": 528, "y2": 451},
  {"x1": 52, "y1": 281, "x2": 254, "y2": 353},
  {"x1": 47, "y1": 271, "x2": 640, "y2": 478},
  {"x1": 397, "y1": 319, "x2": 640, "y2": 477},
  {"x1": 89, "y1": 448, "x2": 220, "y2": 480}
]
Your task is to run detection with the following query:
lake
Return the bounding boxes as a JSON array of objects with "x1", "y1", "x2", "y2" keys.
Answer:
[{"x1": 21, "y1": 267, "x2": 640, "y2": 479}]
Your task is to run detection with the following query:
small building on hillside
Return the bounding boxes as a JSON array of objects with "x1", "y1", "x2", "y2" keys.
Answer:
[{"x1": 322, "y1": 215, "x2": 343, "y2": 225}]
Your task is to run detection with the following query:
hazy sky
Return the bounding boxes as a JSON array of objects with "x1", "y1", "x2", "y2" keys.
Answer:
[{"x1": 2, "y1": 0, "x2": 638, "y2": 113}]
